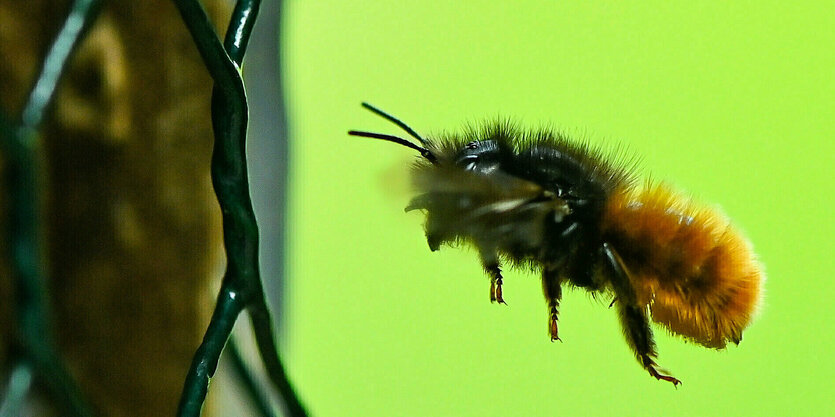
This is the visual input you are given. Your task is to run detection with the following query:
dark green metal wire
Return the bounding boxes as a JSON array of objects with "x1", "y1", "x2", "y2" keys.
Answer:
[
  {"x1": 172, "y1": 0, "x2": 306, "y2": 415},
  {"x1": 0, "y1": 362, "x2": 33, "y2": 417},
  {"x1": 0, "y1": 0, "x2": 101, "y2": 416}
]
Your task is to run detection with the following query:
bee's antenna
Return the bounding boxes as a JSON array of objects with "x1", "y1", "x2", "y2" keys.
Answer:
[
  {"x1": 348, "y1": 130, "x2": 437, "y2": 163},
  {"x1": 359, "y1": 102, "x2": 431, "y2": 148}
]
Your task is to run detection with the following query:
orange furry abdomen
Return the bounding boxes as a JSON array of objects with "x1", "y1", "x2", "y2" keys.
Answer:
[{"x1": 602, "y1": 183, "x2": 764, "y2": 348}]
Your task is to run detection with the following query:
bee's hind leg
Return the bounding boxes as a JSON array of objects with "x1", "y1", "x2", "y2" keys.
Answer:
[{"x1": 603, "y1": 243, "x2": 681, "y2": 387}]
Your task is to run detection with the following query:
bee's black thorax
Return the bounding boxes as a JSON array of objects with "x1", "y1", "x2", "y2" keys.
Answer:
[{"x1": 507, "y1": 145, "x2": 612, "y2": 290}]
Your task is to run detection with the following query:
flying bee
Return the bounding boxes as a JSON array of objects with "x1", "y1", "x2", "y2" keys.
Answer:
[{"x1": 349, "y1": 102, "x2": 764, "y2": 386}]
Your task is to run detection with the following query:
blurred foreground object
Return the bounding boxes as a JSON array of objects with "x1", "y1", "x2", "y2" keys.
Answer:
[{"x1": 0, "y1": 0, "x2": 229, "y2": 415}]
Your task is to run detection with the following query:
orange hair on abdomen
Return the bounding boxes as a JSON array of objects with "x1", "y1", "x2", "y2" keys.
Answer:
[{"x1": 602, "y1": 183, "x2": 764, "y2": 348}]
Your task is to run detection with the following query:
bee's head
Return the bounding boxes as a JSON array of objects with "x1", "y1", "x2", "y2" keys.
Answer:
[
  {"x1": 348, "y1": 102, "x2": 437, "y2": 163},
  {"x1": 454, "y1": 140, "x2": 502, "y2": 174}
]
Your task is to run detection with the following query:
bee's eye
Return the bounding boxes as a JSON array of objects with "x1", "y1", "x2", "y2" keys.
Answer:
[{"x1": 466, "y1": 141, "x2": 478, "y2": 150}]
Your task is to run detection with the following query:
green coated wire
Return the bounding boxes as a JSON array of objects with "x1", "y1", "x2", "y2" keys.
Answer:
[
  {"x1": 19, "y1": 0, "x2": 100, "y2": 129},
  {"x1": 0, "y1": 362, "x2": 33, "y2": 417},
  {"x1": 0, "y1": 0, "x2": 101, "y2": 416},
  {"x1": 171, "y1": 0, "x2": 306, "y2": 415},
  {"x1": 219, "y1": 2, "x2": 305, "y2": 415}
]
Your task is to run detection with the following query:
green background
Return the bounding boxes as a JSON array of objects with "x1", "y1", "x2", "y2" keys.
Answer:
[{"x1": 281, "y1": 2, "x2": 834, "y2": 416}]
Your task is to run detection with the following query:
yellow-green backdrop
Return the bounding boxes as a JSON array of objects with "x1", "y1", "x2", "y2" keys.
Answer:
[{"x1": 282, "y1": 2, "x2": 834, "y2": 416}]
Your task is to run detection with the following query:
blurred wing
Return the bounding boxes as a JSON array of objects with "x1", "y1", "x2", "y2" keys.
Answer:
[{"x1": 407, "y1": 165, "x2": 570, "y2": 249}]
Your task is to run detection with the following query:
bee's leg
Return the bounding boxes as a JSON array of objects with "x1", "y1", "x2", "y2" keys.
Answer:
[
  {"x1": 603, "y1": 243, "x2": 681, "y2": 387},
  {"x1": 619, "y1": 302, "x2": 681, "y2": 386},
  {"x1": 542, "y1": 267, "x2": 563, "y2": 341},
  {"x1": 480, "y1": 251, "x2": 505, "y2": 304}
]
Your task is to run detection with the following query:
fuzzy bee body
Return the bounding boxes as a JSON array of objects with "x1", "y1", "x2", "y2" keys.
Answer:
[{"x1": 350, "y1": 103, "x2": 764, "y2": 386}]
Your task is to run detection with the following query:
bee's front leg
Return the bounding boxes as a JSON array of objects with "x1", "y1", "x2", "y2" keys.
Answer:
[{"x1": 480, "y1": 251, "x2": 506, "y2": 304}]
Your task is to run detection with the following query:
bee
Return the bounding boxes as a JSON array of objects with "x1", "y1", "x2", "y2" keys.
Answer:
[{"x1": 349, "y1": 102, "x2": 764, "y2": 386}]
